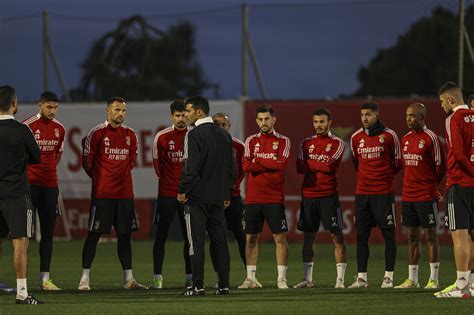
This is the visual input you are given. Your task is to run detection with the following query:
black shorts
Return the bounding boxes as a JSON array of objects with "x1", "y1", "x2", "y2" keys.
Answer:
[
  {"x1": 244, "y1": 203, "x2": 288, "y2": 234},
  {"x1": 0, "y1": 195, "x2": 35, "y2": 239},
  {"x1": 224, "y1": 196, "x2": 244, "y2": 231},
  {"x1": 445, "y1": 185, "x2": 474, "y2": 231},
  {"x1": 30, "y1": 185, "x2": 59, "y2": 237},
  {"x1": 88, "y1": 198, "x2": 138, "y2": 235},
  {"x1": 153, "y1": 196, "x2": 182, "y2": 225},
  {"x1": 402, "y1": 200, "x2": 439, "y2": 228},
  {"x1": 355, "y1": 194, "x2": 396, "y2": 230},
  {"x1": 298, "y1": 194, "x2": 344, "y2": 233}
]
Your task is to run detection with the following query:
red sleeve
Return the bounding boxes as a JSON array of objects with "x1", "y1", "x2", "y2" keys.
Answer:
[
  {"x1": 296, "y1": 140, "x2": 312, "y2": 174},
  {"x1": 449, "y1": 117, "x2": 474, "y2": 176},
  {"x1": 243, "y1": 137, "x2": 266, "y2": 173},
  {"x1": 429, "y1": 133, "x2": 446, "y2": 183},
  {"x1": 82, "y1": 131, "x2": 97, "y2": 178},
  {"x1": 56, "y1": 127, "x2": 65, "y2": 165},
  {"x1": 152, "y1": 132, "x2": 162, "y2": 178},
  {"x1": 255, "y1": 137, "x2": 290, "y2": 170},
  {"x1": 388, "y1": 131, "x2": 402, "y2": 175},
  {"x1": 307, "y1": 138, "x2": 345, "y2": 174},
  {"x1": 129, "y1": 130, "x2": 138, "y2": 170},
  {"x1": 350, "y1": 134, "x2": 359, "y2": 170}
]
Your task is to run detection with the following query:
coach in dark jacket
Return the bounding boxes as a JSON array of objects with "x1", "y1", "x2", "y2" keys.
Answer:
[{"x1": 178, "y1": 96, "x2": 235, "y2": 296}]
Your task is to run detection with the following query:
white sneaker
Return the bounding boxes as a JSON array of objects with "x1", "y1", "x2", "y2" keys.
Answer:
[
  {"x1": 277, "y1": 278, "x2": 289, "y2": 289},
  {"x1": 237, "y1": 278, "x2": 262, "y2": 289},
  {"x1": 436, "y1": 284, "x2": 471, "y2": 298},
  {"x1": 380, "y1": 277, "x2": 393, "y2": 288},
  {"x1": 348, "y1": 277, "x2": 368, "y2": 288},
  {"x1": 293, "y1": 280, "x2": 314, "y2": 288},
  {"x1": 78, "y1": 280, "x2": 90, "y2": 291},
  {"x1": 334, "y1": 278, "x2": 345, "y2": 289}
]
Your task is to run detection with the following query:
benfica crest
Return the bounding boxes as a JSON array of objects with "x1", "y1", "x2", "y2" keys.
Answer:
[
  {"x1": 418, "y1": 139, "x2": 425, "y2": 149},
  {"x1": 272, "y1": 141, "x2": 279, "y2": 150},
  {"x1": 379, "y1": 134, "x2": 385, "y2": 143},
  {"x1": 126, "y1": 136, "x2": 131, "y2": 146},
  {"x1": 326, "y1": 143, "x2": 332, "y2": 152},
  {"x1": 54, "y1": 128, "x2": 60, "y2": 138}
]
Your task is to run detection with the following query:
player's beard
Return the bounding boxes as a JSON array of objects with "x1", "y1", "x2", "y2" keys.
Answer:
[
  {"x1": 260, "y1": 125, "x2": 272, "y2": 134},
  {"x1": 112, "y1": 116, "x2": 124, "y2": 125},
  {"x1": 316, "y1": 127, "x2": 328, "y2": 135}
]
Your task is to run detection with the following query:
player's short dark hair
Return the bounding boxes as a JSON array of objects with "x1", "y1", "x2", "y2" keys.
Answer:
[
  {"x1": 107, "y1": 96, "x2": 126, "y2": 106},
  {"x1": 312, "y1": 108, "x2": 332, "y2": 120},
  {"x1": 0, "y1": 85, "x2": 16, "y2": 112},
  {"x1": 170, "y1": 99, "x2": 185, "y2": 114},
  {"x1": 360, "y1": 102, "x2": 379, "y2": 112},
  {"x1": 39, "y1": 91, "x2": 58, "y2": 103},
  {"x1": 185, "y1": 96, "x2": 210, "y2": 115},
  {"x1": 438, "y1": 81, "x2": 461, "y2": 96},
  {"x1": 256, "y1": 104, "x2": 274, "y2": 116}
]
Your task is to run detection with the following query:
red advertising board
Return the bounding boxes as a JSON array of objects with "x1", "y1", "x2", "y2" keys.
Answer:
[{"x1": 243, "y1": 98, "x2": 452, "y2": 244}]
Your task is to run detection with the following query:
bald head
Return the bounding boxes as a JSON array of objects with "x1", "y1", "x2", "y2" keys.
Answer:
[{"x1": 406, "y1": 103, "x2": 426, "y2": 131}]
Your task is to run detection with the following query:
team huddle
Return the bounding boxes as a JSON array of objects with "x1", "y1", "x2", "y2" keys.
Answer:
[{"x1": 0, "y1": 81, "x2": 473, "y2": 304}]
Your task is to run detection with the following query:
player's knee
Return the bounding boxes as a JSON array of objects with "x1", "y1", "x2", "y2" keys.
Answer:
[
  {"x1": 331, "y1": 232, "x2": 345, "y2": 248},
  {"x1": 407, "y1": 232, "x2": 420, "y2": 245},
  {"x1": 246, "y1": 234, "x2": 258, "y2": 247},
  {"x1": 273, "y1": 233, "x2": 288, "y2": 245}
]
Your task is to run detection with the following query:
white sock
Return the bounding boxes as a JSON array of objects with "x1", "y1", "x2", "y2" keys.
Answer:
[
  {"x1": 455, "y1": 271, "x2": 470, "y2": 289},
  {"x1": 303, "y1": 262, "x2": 313, "y2": 282},
  {"x1": 470, "y1": 272, "x2": 474, "y2": 284},
  {"x1": 246, "y1": 265, "x2": 256, "y2": 281},
  {"x1": 123, "y1": 269, "x2": 134, "y2": 283},
  {"x1": 336, "y1": 263, "x2": 347, "y2": 282},
  {"x1": 408, "y1": 265, "x2": 418, "y2": 283},
  {"x1": 277, "y1": 265, "x2": 288, "y2": 280},
  {"x1": 40, "y1": 272, "x2": 50, "y2": 284},
  {"x1": 16, "y1": 278, "x2": 28, "y2": 300},
  {"x1": 429, "y1": 262, "x2": 440, "y2": 281},
  {"x1": 80, "y1": 269, "x2": 90, "y2": 283},
  {"x1": 358, "y1": 272, "x2": 367, "y2": 282},
  {"x1": 153, "y1": 274, "x2": 162, "y2": 281},
  {"x1": 384, "y1": 271, "x2": 394, "y2": 281}
]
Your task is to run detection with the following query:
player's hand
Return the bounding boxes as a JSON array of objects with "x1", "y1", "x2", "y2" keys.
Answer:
[
  {"x1": 177, "y1": 193, "x2": 187, "y2": 203},
  {"x1": 224, "y1": 200, "x2": 230, "y2": 209}
]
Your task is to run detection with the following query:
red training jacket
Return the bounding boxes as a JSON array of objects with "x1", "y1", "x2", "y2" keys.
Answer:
[
  {"x1": 350, "y1": 127, "x2": 401, "y2": 195},
  {"x1": 402, "y1": 125, "x2": 446, "y2": 202},
  {"x1": 152, "y1": 125, "x2": 187, "y2": 197},
  {"x1": 297, "y1": 131, "x2": 345, "y2": 198},
  {"x1": 23, "y1": 114, "x2": 65, "y2": 188},
  {"x1": 445, "y1": 105, "x2": 474, "y2": 188},
  {"x1": 82, "y1": 121, "x2": 138, "y2": 199},
  {"x1": 243, "y1": 130, "x2": 290, "y2": 204}
]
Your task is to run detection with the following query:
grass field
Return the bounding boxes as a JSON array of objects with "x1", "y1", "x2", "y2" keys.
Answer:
[{"x1": 0, "y1": 239, "x2": 473, "y2": 314}]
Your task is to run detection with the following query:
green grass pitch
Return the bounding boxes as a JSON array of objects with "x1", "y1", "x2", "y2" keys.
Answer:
[{"x1": 0, "y1": 240, "x2": 473, "y2": 313}]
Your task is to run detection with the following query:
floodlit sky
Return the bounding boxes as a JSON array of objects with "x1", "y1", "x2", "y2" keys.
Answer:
[{"x1": 0, "y1": 0, "x2": 467, "y2": 101}]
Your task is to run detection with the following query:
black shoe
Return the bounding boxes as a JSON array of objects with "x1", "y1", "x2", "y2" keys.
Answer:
[
  {"x1": 182, "y1": 287, "x2": 205, "y2": 296},
  {"x1": 215, "y1": 288, "x2": 230, "y2": 295},
  {"x1": 15, "y1": 295, "x2": 44, "y2": 305}
]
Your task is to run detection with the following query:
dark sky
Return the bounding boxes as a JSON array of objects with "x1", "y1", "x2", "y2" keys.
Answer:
[{"x1": 0, "y1": 0, "x2": 467, "y2": 101}]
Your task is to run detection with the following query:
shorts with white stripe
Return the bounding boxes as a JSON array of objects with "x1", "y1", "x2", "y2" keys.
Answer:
[
  {"x1": 298, "y1": 194, "x2": 344, "y2": 233},
  {"x1": 445, "y1": 185, "x2": 474, "y2": 231},
  {"x1": 0, "y1": 195, "x2": 35, "y2": 238}
]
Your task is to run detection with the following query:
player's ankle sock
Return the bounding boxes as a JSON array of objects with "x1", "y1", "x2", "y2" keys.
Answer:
[
  {"x1": 358, "y1": 272, "x2": 367, "y2": 282},
  {"x1": 384, "y1": 271, "x2": 394, "y2": 281},
  {"x1": 336, "y1": 263, "x2": 347, "y2": 282},
  {"x1": 153, "y1": 274, "x2": 162, "y2": 281},
  {"x1": 303, "y1": 262, "x2": 313, "y2": 282},
  {"x1": 246, "y1": 265, "x2": 256, "y2": 281},
  {"x1": 123, "y1": 269, "x2": 134, "y2": 283},
  {"x1": 455, "y1": 271, "x2": 470, "y2": 288},
  {"x1": 16, "y1": 278, "x2": 28, "y2": 300},
  {"x1": 40, "y1": 272, "x2": 50, "y2": 284},
  {"x1": 408, "y1": 265, "x2": 418, "y2": 283},
  {"x1": 277, "y1": 265, "x2": 288, "y2": 280},
  {"x1": 80, "y1": 269, "x2": 90, "y2": 283},
  {"x1": 429, "y1": 262, "x2": 440, "y2": 281}
]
